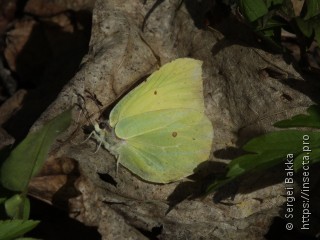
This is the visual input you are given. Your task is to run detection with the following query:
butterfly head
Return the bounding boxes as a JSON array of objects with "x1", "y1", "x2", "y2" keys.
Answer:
[
  {"x1": 90, "y1": 120, "x2": 120, "y2": 153},
  {"x1": 93, "y1": 120, "x2": 110, "y2": 140}
]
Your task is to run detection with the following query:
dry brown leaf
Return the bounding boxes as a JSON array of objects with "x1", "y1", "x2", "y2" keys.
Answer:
[{"x1": 28, "y1": 0, "x2": 317, "y2": 239}]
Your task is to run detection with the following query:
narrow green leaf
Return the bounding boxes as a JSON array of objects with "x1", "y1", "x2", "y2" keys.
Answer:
[
  {"x1": 5, "y1": 195, "x2": 30, "y2": 220},
  {"x1": 241, "y1": 130, "x2": 319, "y2": 152},
  {"x1": 226, "y1": 151, "x2": 284, "y2": 178},
  {"x1": 0, "y1": 220, "x2": 39, "y2": 240},
  {"x1": 1, "y1": 109, "x2": 72, "y2": 191},
  {"x1": 314, "y1": 19, "x2": 320, "y2": 43},
  {"x1": 254, "y1": 31, "x2": 284, "y2": 52},
  {"x1": 261, "y1": 28, "x2": 276, "y2": 37},
  {"x1": 265, "y1": 0, "x2": 284, "y2": 8},
  {"x1": 239, "y1": 0, "x2": 268, "y2": 22},
  {"x1": 295, "y1": 15, "x2": 320, "y2": 44},
  {"x1": 295, "y1": 17, "x2": 314, "y2": 37},
  {"x1": 274, "y1": 105, "x2": 320, "y2": 128},
  {"x1": 303, "y1": 0, "x2": 320, "y2": 20},
  {"x1": 207, "y1": 130, "x2": 320, "y2": 193},
  {"x1": 256, "y1": 18, "x2": 286, "y2": 31},
  {"x1": 206, "y1": 177, "x2": 235, "y2": 194}
]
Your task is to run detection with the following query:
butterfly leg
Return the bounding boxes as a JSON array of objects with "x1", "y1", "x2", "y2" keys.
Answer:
[
  {"x1": 94, "y1": 136, "x2": 103, "y2": 153},
  {"x1": 80, "y1": 130, "x2": 95, "y2": 144}
]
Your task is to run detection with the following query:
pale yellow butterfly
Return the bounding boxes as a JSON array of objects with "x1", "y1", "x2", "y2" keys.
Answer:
[{"x1": 89, "y1": 58, "x2": 213, "y2": 183}]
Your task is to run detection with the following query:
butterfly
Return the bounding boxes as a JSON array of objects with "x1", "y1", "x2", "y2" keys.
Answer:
[{"x1": 88, "y1": 58, "x2": 213, "y2": 183}]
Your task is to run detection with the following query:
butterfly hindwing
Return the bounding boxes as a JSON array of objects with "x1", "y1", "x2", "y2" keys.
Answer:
[{"x1": 117, "y1": 111, "x2": 213, "y2": 183}]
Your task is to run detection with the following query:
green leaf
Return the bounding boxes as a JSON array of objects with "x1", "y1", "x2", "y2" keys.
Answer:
[
  {"x1": 228, "y1": 130, "x2": 320, "y2": 174},
  {"x1": 239, "y1": 0, "x2": 269, "y2": 22},
  {"x1": 295, "y1": 17, "x2": 314, "y2": 37},
  {"x1": 206, "y1": 177, "x2": 235, "y2": 194},
  {"x1": 265, "y1": 0, "x2": 284, "y2": 8},
  {"x1": 4, "y1": 195, "x2": 30, "y2": 220},
  {"x1": 295, "y1": 15, "x2": 320, "y2": 43},
  {"x1": 207, "y1": 130, "x2": 320, "y2": 193},
  {"x1": 274, "y1": 105, "x2": 320, "y2": 128},
  {"x1": 303, "y1": 0, "x2": 320, "y2": 20},
  {"x1": 1, "y1": 109, "x2": 72, "y2": 191},
  {"x1": 314, "y1": 19, "x2": 320, "y2": 43},
  {"x1": 261, "y1": 28, "x2": 276, "y2": 37},
  {"x1": 0, "y1": 220, "x2": 39, "y2": 240},
  {"x1": 256, "y1": 18, "x2": 286, "y2": 31},
  {"x1": 226, "y1": 151, "x2": 282, "y2": 178}
]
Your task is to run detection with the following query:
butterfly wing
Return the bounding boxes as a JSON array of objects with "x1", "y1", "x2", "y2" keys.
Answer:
[
  {"x1": 107, "y1": 58, "x2": 213, "y2": 183},
  {"x1": 115, "y1": 109, "x2": 213, "y2": 183},
  {"x1": 109, "y1": 58, "x2": 205, "y2": 127}
]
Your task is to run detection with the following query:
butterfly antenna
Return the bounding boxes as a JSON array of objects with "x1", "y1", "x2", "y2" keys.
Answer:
[
  {"x1": 74, "y1": 92, "x2": 88, "y2": 121},
  {"x1": 84, "y1": 89, "x2": 104, "y2": 117},
  {"x1": 70, "y1": 93, "x2": 90, "y2": 145}
]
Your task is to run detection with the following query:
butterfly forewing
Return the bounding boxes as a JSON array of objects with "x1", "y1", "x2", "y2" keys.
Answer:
[{"x1": 109, "y1": 58, "x2": 204, "y2": 127}]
